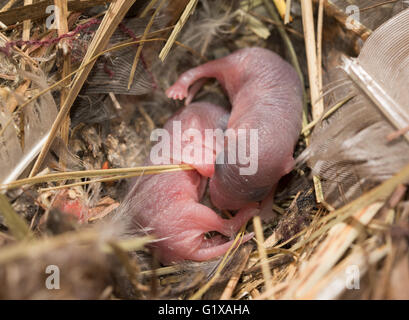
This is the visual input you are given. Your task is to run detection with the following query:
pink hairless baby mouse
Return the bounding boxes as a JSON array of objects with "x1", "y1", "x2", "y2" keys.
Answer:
[
  {"x1": 116, "y1": 102, "x2": 258, "y2": 265},
  {"x1": 166, "y1": 47, "x2": 303, "y2": 210}
]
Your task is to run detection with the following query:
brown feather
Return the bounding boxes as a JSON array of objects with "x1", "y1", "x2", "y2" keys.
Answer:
[{"x1": 297, "y1": 9, "x2": 409, "y2": 207}]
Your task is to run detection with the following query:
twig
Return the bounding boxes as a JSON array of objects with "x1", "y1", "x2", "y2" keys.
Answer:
[
  {"x1": 282, "y1": 201, "x2": 384, "y2": 298},
  {"x1": 159, "y1": 0, "x2": 198, "y2": 61},
  {"x1": 107, "y1": 241, "x2": 144, "y2": 293},
  {"x1": 189, "y1": 229, "x2": 246, "y2": 300},
  {"x1": 262, "y1": 0, "x2": 305, "y2": 110},
  {"x1": 253, "y1": 215, "x2": 273, "y2": 293},
  {"x1": 284, "y1": 0, "x2": 292, "y2": 24},
  {"x1": 0, "y1": 37, "x2": 205, "y2": 140},
  {"x1": 128, "y1": 0, "x2": 166, "y2": 89},
  {"x1": 0, "y1": 33, "x2": 38, "y2": 66},
  {"x1": 316, "y1": 0, "x2": 324, "y2": 97},
  {"x1": 220, "y1": 246, "x2": 251, "y2": 300},
  {"x1": 54, "y1": 0, "x2": 71, "y2": 171},
  {"x1": 22, "y1": 0, "x2": 33, "y2": 43},
  {"x1": 293, "y1": 162, "x2": 409, "y2": 251},
  {"x1": 301, "y1": 95, "x2": 354, "y2": 135},
  {"x1": 248, "y1": 10, "x2": 302, "y2": 38},
  {"x1": 360, "y1": 0, "x2": 399, "y2": 12},
  {"x1": 255, "y1": 281, "x2": 289, "y2": 299},
  {"x1": 29, "y1": 0, "x2": 138, "y2": 178},
  {"x1": 137, "y1": 105, "x2": 156, "y2": 131},
  {"x1": 263, "y1": 0, "x2": 324, "y2": 203},
  {"x1": 300, "y1": 0, "x2": 324, "y2": 120},
  {"x1": 272, "y1": 0, "x2": 287, "y2": 20},
  {"x1": 300, "y1": 0, "x2": 325, "y2": 203},
  {"x1": 0, "y1": 228, "x2": 151, "y2": 265}
]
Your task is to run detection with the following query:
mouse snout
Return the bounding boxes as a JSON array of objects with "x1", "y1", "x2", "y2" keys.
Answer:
[{"x1": 211, "y1": 151, "x2": 272, "y2": 209}]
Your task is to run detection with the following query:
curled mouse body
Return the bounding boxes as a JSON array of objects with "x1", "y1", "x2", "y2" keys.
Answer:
[
  {"x1": 155, "y1": 101, "x2": 229, "y2": 178},
  {"x1": 167, "y1": 47, "x2": 303, "y2": 210},
  {"x1": 116, "y1": 102, "x2": 258, "y2": 265}
]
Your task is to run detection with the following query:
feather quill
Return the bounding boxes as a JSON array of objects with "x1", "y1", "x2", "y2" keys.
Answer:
[{"x1": 341, "y1": 8, "x2": 409, "y2": 141}]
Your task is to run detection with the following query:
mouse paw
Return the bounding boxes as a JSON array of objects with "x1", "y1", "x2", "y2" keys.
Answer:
[{"x1": 166, "y1": 82, "x2": 188, "y2": 100}]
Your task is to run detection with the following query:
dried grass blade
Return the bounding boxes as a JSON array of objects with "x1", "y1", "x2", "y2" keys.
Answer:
[
  {"x1": 0, "y1": 194, "x2": 32, "y2": 240},
  {"x1": 158, "y1": 0, "x2": 198, "y2": 61}
]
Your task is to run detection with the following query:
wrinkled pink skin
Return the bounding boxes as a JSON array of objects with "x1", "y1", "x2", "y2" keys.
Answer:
[
  {"x1": 123, "y1": 103, "x2": 258, "y2": 265},
  {"x1": 167, "y1": 47, "x2": 303, "y2": 210},
  {"x1": 161, "y1": 101, "x2": 229, "y2": 178}
]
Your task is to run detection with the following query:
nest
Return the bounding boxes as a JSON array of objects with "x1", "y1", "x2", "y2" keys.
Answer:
[{"x1": 0, "y1": 0, "x2": 408, "y2": 300}]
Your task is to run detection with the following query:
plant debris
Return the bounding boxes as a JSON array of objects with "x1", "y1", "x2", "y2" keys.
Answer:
[{"x1": 0, "y1": 0, "x2": 408, "y2": 300}]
